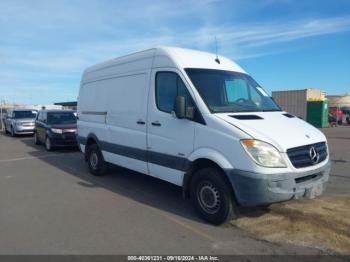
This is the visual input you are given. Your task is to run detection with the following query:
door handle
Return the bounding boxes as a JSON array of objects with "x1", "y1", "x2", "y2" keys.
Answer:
[
  {"x1": 151, "y1": 121, "x2": 161, "y2": 126},
  {"x1": 137, "y1": 120, "x2": 145, "y2": 125}
]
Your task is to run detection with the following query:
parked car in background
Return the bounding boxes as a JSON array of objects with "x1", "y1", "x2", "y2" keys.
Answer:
[
  {"x1": 4, "y1": 109, "x2": 37, "y2": 136},
  {"x1": 341, "y1": 107, "x2": 350, "y2": 125},
  {"x1": 34, "y1": 110, "x2": 77, "y2": 151},
  {"x1": 329, "y1": 107, "x2": 344, "y2": 125}
]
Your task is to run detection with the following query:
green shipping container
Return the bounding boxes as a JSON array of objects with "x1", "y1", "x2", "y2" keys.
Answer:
[{"x1": 307, "y1": 100, "x2": 329, "y2": 128}]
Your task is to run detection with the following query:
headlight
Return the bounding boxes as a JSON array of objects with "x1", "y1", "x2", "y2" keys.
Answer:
[
  {"x1": 241, "y1": 139, "x2": 287, "y2": 168},
  {"x1": 51, "y1": 128, "x2": 63, "y2": 134}
]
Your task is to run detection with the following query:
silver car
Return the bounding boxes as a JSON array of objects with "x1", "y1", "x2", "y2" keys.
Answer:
[{"x1": 4, "y1": 109, "x2": 37, "y2": 136}]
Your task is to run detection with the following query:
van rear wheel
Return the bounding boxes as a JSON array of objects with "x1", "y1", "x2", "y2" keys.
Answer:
[
  {"x1": 190, "y1": 167, "x2": 237, "y2": 225},
  {"x1": 87, "y1": 144, "x2": 108, "y2": 176}
]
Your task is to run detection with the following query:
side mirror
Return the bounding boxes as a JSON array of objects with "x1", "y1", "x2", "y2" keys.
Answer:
[
  {"x1": 173, "y1": 96, "x2": 195, "y2": 120},
  {"x1": 174, "y1": 96, "x2": 186, "y2": 119}
]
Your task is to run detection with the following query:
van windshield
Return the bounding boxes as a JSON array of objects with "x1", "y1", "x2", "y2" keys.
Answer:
[
  {"x1": 13, "y1": 111, "x2": 37, "y2": 119},
  {"x1": 185, "y1": 69, "x2": 281, "y2": 113}
]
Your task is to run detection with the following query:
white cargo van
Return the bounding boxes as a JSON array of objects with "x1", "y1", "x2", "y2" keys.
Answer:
[{"x1": 78, "y1": 47, "x2": 330, "y2": 224}]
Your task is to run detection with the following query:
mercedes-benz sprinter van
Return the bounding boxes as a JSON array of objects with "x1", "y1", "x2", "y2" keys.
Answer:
[{"x1": 77, "y1": 47, "x2": 331, "y2": 225}]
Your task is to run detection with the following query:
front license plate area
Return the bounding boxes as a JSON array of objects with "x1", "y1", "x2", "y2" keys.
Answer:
[{"x1": 306, "y1": 183, "x2": 323, "y2": 199}]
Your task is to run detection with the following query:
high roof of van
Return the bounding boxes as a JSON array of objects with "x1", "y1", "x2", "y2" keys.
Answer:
[{"x1": 83, "y1": 46, "x2": 246, "y2": 76}]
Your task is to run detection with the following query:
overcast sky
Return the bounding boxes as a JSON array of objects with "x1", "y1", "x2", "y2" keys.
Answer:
[{"x1": 0, "y1": 0, "x2": 350, "y2": 104}]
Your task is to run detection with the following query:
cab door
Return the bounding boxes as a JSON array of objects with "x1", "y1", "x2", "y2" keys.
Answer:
[{"x1": 147, "y1": 69, "x2": 196, "y2": 185}]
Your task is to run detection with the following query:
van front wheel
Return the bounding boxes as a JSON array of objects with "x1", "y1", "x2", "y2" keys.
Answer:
[
  {"x1": 87, "y1": 144, "x2": 108, "y2": 176},
  {"x1": 190, "y1": 168, "x2": 237, "y2": 225}
]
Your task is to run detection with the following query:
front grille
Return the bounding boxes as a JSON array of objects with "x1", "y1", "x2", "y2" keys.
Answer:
[
  {"x1": 20, "y1": 122, "x2": 34, "y2": 126},
  {"x1": 295, "y1": 173, "x2": 322, "y2": 184},
  {"x1": 287, "y1": 142, "x2": 327, "y2": 168},
  {"x1": 62, "y1": 133, "x2": 76, "y2": 139},
  {"x1": 63, "y1": 129, "x2": 77, "y2": 134}
]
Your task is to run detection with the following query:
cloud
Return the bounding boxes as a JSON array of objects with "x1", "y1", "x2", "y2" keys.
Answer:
[
  {"x1": 1, "y1": 0, "x2": 350, "y2": 103},
  {"x1": 3, "y1": 15, "x2": 350, "y2": 72},
  {"x1": 189, "y1": 15, "x2": 350, "y2": 55}
]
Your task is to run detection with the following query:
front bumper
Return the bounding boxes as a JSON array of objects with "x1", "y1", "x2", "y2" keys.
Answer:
[
  {"x1": 14, "y1": 125, "x2": 35, "y2": 134},
  {"x1": 226, "y1": 160, "x2": 331, "y2": 206},
  {"x1": 48, "y1": 132, "x2": 78, "y2": 147}
]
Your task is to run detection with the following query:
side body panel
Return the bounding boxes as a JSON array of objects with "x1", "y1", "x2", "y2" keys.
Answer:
[
  {"x1": 103, "y1": 72, "x2": 150, "y2": 174},
  {"x1": 78, "y1": 51, "x2": 154, "y2": 175}
]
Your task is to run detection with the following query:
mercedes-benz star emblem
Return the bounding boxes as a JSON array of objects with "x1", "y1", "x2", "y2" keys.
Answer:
[{"x1": 309, "y1": 146, "x2": 320, "y2": 164}]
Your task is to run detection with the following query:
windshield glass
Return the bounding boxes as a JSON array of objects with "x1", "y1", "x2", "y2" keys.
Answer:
[
  {"x1": 185, "y1": 69, "x2": 281, "y2": 113},
  {"x1": 47, "y1": 112, "x2": 77, "y2": 125},
  {"x1": 13, "y1": 111, "x2": 37, "y2": 119}
]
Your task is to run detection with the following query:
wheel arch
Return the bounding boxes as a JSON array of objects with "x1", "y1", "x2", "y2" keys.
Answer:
[
  {"x1": 84, "y1": 133, "x2": 101, "y2": 161},
  {"x1": 183, "y1": 148, "x2": 235, "y2": 199}
]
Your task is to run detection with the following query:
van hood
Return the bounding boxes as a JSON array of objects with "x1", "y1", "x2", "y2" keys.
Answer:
[{"x1": 215, "y1": 112, "x2": 327, "y2": 152}]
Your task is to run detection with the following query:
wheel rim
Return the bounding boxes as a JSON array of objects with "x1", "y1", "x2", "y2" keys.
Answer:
[
  {"x1": 46, "y1": 138, "x2": 51, "y2": 150},
  {"x1": 197, "y1": 181, "x2": 221, "y2": 214},
  {"x1": 90, "y1": 152, "x2": 98, "y2": 170}
]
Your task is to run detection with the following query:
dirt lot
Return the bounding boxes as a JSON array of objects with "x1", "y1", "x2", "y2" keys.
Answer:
[
  {"x1": 233, "y1": 195, "x2": 350, "y2": 254},
  {"x1": 0, "y1": 126, "x2": 349, "y2": 255},
  {"x1": 232, "y1": 127, "x2": 350, "y2": 254}
]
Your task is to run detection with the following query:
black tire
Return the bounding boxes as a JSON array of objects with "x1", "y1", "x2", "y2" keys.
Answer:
[
  {"x1": 34, "y1": 132, "x2": 40, "y2": 145},
  {"x1": 190, "y1": 167, "x2": 237, "y2": 225},
  {"x1": 86, "y1": 143, "x2": 108, "y2": 176},
  {"x1": 45, "y1": 137, "x2": 53, "y2": 151}
]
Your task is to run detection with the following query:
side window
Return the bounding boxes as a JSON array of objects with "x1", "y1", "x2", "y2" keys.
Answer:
[
  {"x1": 224, "y1": 79, "x2": 249, "y2": 103},
  {"x1": 156, "y1": 72, "x2": 193, "y2": 113},
  {"x1": 177, "y1": 78, "x2": 194, "y2": 108}
]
